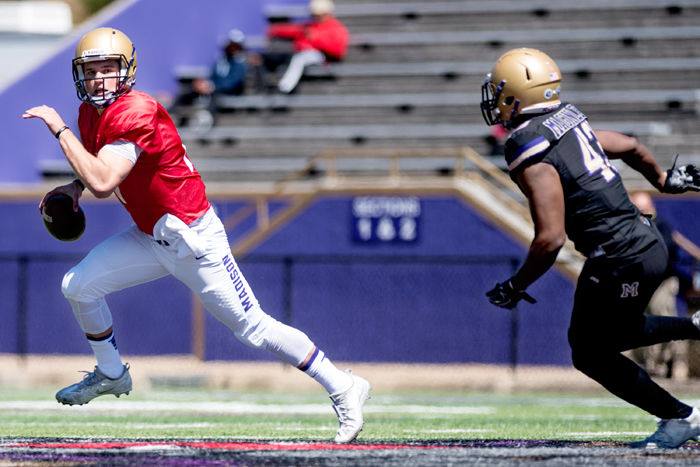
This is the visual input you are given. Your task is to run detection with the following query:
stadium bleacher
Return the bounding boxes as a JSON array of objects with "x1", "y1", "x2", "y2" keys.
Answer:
[{"x1": 173, "y1": 0, "x2": 700, "y2": 189}]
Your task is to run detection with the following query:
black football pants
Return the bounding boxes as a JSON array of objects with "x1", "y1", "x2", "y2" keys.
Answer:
[{"x1": 568, "y1": 240, "x2": 700, "y2": 420}]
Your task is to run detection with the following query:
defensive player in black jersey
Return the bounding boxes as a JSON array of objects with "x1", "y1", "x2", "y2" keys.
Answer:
[{"x1": 480, "y1": 48, "x2": 700, "y2": 449}]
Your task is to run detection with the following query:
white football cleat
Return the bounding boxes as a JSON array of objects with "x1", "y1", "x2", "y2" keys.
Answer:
[
  {"x1": 692, "y1": 310, "x2": 700, "y2": 330},
  {"x1": 630, "y1": 407, "x2": 700, "y2": 448},
  {"x1": 330, "y1": 370, "x2": 371, "y2": 443},
  {"x1": 56, "y1": 364, "x2": 132, "y2": 406}
]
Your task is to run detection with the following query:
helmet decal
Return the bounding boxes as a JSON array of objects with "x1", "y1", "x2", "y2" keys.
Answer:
[{"x1": 82, "y1": 48, "x2": 106, "y2": 57}]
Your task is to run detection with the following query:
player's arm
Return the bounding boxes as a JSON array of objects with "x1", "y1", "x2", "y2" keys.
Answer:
[
  {"x1": 58, "y1": 132, "x2": 134, "y2": 198},
  {"x1": 485, "y1": 161, "x2": 565, "y2": 309},
  {"x1": 510, "y1": 162, "x2": 568, "y2": 291},
  {"x1": 594, "y1": 130, "x2": 666, "y2": 191},
  {"x1": 268, "y1": 23, "x2": 306, "y2": 40},
  {"x1": 23, "y1": 104, "x2": 133, "y2": 198}
]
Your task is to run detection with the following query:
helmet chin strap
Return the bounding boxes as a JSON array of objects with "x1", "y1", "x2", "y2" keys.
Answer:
[
  {"x1": 87, "y1": 90, "x2": 117, "y2": 108},
  {"x1": 502, "y1": 100, "x2": 520, "y2": 128}
]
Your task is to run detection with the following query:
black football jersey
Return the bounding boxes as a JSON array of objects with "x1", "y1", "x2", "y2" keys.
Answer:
[{"x1": 504, "y1": 104, "x2": 659, "y2": 259}]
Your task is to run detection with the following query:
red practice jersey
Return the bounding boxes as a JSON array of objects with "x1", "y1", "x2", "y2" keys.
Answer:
[
  {"x1": 268, "y1": 16, "x2": 349, "y2": 60},
  {"x1": 78, "y1": 90, "x2": 211, "y2": 235}
]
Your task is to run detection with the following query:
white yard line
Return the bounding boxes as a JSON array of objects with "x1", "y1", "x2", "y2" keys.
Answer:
[
  {"x1": 0, "y1": 421, "x2": 218, "y2": 429},
  {"x1": 404, "y1": 428, "x2": 493, "y2": 434},
  {"x1": 0, "y1": 400, "x2": 493, "y2": 416},
  {"x1": 563, "y1": 431, "x2": 649, "y2": 437}
]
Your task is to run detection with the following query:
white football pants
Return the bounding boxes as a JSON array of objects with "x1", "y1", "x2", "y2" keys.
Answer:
[
  {"x1": 278, "y1": 49, "x2": 325, "y2": 93},
  {"x1": 60, "y1": 207, "x2": 314, "y2": 366}
]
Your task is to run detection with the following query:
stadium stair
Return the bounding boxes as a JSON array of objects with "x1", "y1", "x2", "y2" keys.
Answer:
[{"x1": 174, "y1": 0, "x2": 700, "y2": 191}]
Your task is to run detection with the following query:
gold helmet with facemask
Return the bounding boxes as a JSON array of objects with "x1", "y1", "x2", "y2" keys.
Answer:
[
  {"x1": 481, "y1": 48, "x2": 561, "y2": 128},
  {"x1": 72, "y1": 27, "x2": 137, "y2": 107}
]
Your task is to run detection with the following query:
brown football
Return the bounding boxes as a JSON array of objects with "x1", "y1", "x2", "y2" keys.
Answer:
[{"x1": 41, "y1": 193, "x2": 86, "y2": 241}]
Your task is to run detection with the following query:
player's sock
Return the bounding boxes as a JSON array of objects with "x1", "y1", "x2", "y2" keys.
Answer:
[
  {"x1": 299, "y1": 348, "x2": 352, "y2": 394},
  {"x1": 87, "y1": 332, "x2": 124, "y2": 379},
  {"x1": 234, "y1": 314, "x2": 351, "y2": 393}
]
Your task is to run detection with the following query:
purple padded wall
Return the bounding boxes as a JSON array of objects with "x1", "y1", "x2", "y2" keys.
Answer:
[
  {"x1": 204, "y1": 196, "x2": 576, "y2": 365},
  {"x1": 10, "y1": 192, "x2": 696, "y2": 365}
]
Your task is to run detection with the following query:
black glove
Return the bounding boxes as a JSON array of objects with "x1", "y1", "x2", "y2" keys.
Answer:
[
  {"x1": 486, "y1": 279, "x2": 536, "y2": 309},
  {"x1": 663, "y1": 155, "x2": 700, "y2": 193}
]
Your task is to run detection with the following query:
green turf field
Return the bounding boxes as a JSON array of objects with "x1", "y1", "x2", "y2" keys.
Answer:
[{"x1": 0, "y1": 386, "x2": 689, "y2": 442}]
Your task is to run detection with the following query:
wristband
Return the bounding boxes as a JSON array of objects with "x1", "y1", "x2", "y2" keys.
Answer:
[
  {"x1": 55, "y1": 125, "x2": 70, "y2": 139},
  {"x1": 73, "y1": 178, "x2": 85, "y2": 192}
]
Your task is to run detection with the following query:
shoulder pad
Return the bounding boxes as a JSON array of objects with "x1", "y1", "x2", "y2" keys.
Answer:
[{"x1": 505, "y1": 125, "x2": 551, "y2": 175}]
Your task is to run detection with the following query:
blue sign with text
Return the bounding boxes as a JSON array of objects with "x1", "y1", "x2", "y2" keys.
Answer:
[{"x1": 351, "y1": 196, "x2": 421, "y2": 243}]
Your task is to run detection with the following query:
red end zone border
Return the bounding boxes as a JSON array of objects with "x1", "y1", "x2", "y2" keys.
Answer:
[{"x1": 5, "y1": 440, "x2": 458, "y2": 451}]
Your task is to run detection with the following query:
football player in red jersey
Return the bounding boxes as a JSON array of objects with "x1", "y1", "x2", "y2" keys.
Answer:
[
  {"x1": 23, "y1": 27, "x2": 369, "y2": 443},
  {"x1": 481, "y1": 48, "x2": 700, "y2": 449}
]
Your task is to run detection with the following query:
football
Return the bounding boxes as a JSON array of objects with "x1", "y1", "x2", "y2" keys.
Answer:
[{"x1": 41, "y1": 193, "x2": 86, "y2": 241}]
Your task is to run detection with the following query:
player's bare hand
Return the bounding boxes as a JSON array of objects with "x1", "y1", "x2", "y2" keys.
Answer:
[
  {"x1": 22, "y1": 105, "x2": 67, "y2": 136},
  {"x1": 39, "y1": 182, "x2": 83, "y2": 214}
]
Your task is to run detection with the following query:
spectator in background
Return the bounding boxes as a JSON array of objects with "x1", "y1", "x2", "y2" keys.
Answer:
[
  {"x1": 260, "y1": 0, "x2": 349, "y2": 94},
  {"x1": 630, "y1": 191, "x2": 685, "y2": 379},
  {"x1": 173, "y1": 29, "x2": 249, "y2": 128},
  {"x1": 194, "y1": 29, "x2": 248, "y2": 99}
]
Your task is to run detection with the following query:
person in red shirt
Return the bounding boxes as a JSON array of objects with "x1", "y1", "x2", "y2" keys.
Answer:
[
  {"x1": 23, "y1": 27, "x2": 369, "y2": 444},
  {"x1": 264, "y1": 0, "x2": 349, "y2": 93}
]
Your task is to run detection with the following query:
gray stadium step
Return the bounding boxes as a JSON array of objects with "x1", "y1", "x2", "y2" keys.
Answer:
[
  {"x1": 176, "y1": 121, "x2": 673, "y2": 167},
  {"x1": 298, "y1": 58, "x2": 700, "y2": 94},
  {"x1": 345, "y1": 30, "x2": 700, "y2": 63},
  {"x1": 349, "y1": 26, "x2": 700, "y2": 47},
  {"x1": 335, "y1": 4, "x2": 699, "y2": 33},
  {"x1": 166, "y1": 1, "x2": 700, "y2": 184},
  {"x1": 346, "y1": 42, "x2": 699, "y2": 64},
  {"x1": 214, "y1": 90, "x2": 699, "y2": 111},
  {"x1": 302, "y1": 58, "x2": 700, "y2": 79},
  {"x1": 175, "y1": 56, "x2": 700, "y2": 82},
  {"x1": 178, "y1": 120, "x2": 671, "y2": 144},
  {"x1": 297, "y1": 74, "x2": 700, "y2": 96},
  {"x1": 170, "y1": 90, "x2": 699, "y2": 128},
  {"x1": 268, "y1": 0, "x2": 700, "y2": 21},
  {"x1": 182, "y1": 137, "x2": 494, "y2": 160}
]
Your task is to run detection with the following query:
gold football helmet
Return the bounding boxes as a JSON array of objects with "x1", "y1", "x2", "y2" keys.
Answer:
[
  {"x1": 480, "y1": 48, "x2": 561, "y2": 128},
  {"x1": 72, "y1": 27, "x2": 137, "y2": 107}
]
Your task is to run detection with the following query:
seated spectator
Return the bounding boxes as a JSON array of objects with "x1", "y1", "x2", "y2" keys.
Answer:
[
  {"x1": 173, "y1": 29, "x2": 249, "y2": 129},
  {"x1": 259, "y1": 0, "x2": 349, "y2": 94},
  {"x1": 196, "y1": 29, "x2": 249, "y2": 98},
  {"x1": 629, "y1": 191, "x2": 685, "y2": 379}
]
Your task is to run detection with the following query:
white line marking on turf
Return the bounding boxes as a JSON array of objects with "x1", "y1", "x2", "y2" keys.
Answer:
[
  {"x1": 564, "y1": 432, "x2": 650, "y2": 437},
  {"x1": 0, "y1": 400, "x2": 493, "y2": 416},
  {"x1": 404, "y1": 429, "x2": 493, "y2": 434},
  {"x1": 0, "y1": 422, "x2": 218, "y2": 429}
]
